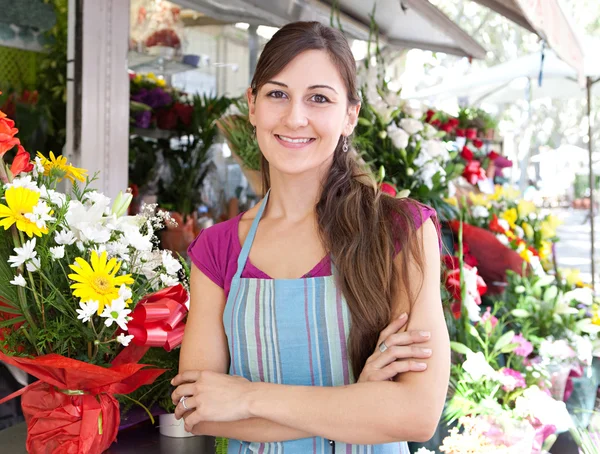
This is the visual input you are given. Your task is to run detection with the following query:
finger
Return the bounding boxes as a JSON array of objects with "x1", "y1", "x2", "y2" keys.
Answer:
[
  {"x1": 183, "y1": 410, "x2": 201, "y2": 433},
  {"x1": 171, "y1": 370, "x2": 202, "y2": 386},
  {"x1": 371, "y1": 345, "x2": 432, "y2": 370},
  {"x1": 367, "y1": 360, "x2": 428, "y2": 381},
  {"x1": 377, "y1": 313, "x2": 408, "y2": 345},
  {"x1": 174, "y1": 395, "x2": 197, "y2": 420},
  {"x1": 171, "y1": 383, "x2": 197, "y2": 406},
  {"x1": 383, "y1": 329, "x2": 431, "y2": 349}
]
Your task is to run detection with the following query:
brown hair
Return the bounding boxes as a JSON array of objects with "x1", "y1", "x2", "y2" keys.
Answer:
[{"x1": 250, "y1": 21, "x2": 425, "y2": 378}]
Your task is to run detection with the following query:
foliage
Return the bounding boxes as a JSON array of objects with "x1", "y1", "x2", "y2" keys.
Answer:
[{"x1": 216, "y1": 98, "x2": 261, "y2": 171}]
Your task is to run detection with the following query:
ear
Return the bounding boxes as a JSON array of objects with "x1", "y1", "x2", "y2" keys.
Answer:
[
  {"x1": 343, "y1": 102, "x2": 361, "y2": 136},
  {"x1": 246, "y1": 87, "x2": 256, "y2": 126}
]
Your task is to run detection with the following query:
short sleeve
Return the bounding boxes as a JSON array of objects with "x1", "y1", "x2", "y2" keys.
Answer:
[
  {"x1": 187, "y1": 228, "x2": 224, "y2": 289},
  {"x1": 394, "y1": 200, "x2": 441, "y2": 254}
]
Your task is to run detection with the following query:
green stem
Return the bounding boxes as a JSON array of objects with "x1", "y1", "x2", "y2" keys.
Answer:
[{"x1": 118, "y1": 393, "x2": 156, "y2": 424}]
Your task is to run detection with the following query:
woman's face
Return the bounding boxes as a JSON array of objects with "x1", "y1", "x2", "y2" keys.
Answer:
[{"x1": 248, "y1": 50, "x2": 360, "y2": 178}]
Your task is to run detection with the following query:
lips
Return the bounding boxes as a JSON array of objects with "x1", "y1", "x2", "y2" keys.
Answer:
[{"x1": 274, "y1": 134, "x2": 316, "y2": 149}]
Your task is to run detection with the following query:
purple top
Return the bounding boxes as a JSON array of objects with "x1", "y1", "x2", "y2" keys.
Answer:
[{"x1": 188, "y1": 202, "x2": 437, "y2": 298}]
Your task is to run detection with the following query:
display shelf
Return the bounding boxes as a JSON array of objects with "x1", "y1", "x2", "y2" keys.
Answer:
[{"x1": 128, "y1": 50, "x2": 197, "y2": 76}]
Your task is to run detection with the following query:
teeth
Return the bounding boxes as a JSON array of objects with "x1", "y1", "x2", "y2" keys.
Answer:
[{"x1": 278, "y1": 135, "x2": 312, "y2": 144}]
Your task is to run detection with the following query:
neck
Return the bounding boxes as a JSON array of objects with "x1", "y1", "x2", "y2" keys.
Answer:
[{"x1": 264, "y1": 159, "x2": 332, "y2": 222}]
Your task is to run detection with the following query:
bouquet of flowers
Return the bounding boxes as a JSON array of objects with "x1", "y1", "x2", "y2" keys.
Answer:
[
  {"x1": 353, "y1": 63, "x2": 463, "y2": 221},
  {"x1": 0, "y1": 103, "x2": 189, "y2": 453}
]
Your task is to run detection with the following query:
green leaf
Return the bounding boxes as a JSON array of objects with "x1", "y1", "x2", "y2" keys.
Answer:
[
  {"x1": 511, "y1": 309, "x2": 530, "y2": 318},
  {"x1": 493, "y1": 330, "x2": 515, "y2": 352},
  {"x1": 543, "y1": 286, "x2": 558, "y2": 302},
  {"x1": 450, "y1": 342, "x2": 473, "y2": 356},
  {"x1": 0, "y1": 316, "x2": 26, "y2": 329}
]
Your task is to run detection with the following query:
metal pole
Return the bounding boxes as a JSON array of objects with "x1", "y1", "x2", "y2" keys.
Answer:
[
  {"x1": 587, "y1": 76, "x2": 596, "y2": 290},
  {"x1": 248, "y1": 25, "x2": 259, "y2": 84}
]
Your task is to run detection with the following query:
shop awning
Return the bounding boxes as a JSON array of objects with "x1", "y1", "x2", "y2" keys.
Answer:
[
  {"x1": 471, "y1": 0, "x2": 585, "y2": 84},
  {"x1": 174, "y1": 0, "x2": 486, "y2": 59}
]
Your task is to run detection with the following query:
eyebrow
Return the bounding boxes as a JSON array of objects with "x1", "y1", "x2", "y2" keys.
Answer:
[{"x1": 265, "y1": 80, "x2": 338, "y2": 94}]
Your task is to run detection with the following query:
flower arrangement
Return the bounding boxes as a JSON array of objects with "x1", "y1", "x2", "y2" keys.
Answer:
[
  {"x1": 354, "y1": 65, "x2": 463, "y2": 220},
  {"x1": 0, "y1": 101, "x2": 189, "y2": 453},
  {"x1": 130, "y1": 72, "x2": 193, "y2": 132}
]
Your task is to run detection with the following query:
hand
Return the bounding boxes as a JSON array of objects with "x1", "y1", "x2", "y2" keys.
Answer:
[
  {"x1": 357, "y1": 313, "x2": 432, "y2": 383},
  {"x1": 171, "y1": 370, "x2": 253, "y2": 432}
]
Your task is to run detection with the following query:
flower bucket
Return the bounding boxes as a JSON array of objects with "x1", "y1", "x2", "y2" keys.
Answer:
[{"x1": 158, "y1": 413, "x2": 195, "y2": 438}]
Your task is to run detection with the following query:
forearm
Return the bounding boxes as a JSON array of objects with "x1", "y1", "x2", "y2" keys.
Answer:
[
  {"x1": 193, "y1": 418, "x2": 313, "y2": 442},
  {"x1": 246, "y1": 381, "x2": 437, "y2": 444}
]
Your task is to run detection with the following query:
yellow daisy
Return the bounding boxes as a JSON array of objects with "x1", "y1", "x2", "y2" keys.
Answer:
[
  {"x1": 0, "y1": 187, "x2": 47, "y2": 237},
  {"x1": 68, "y1": 251, "x2": 134, "y2": 314},
  {"x1": 36, "y1": 151, "x2": 87, "y2": 183},
  {"x1": 501, "y1": 208, "x2": 518, "y2": 229}
]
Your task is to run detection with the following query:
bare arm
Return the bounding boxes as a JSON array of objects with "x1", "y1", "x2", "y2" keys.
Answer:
[
  {"x1": 242, "y1": 219, "x2": 450, "y2": 443},
  {"x1": 180, "y1": 264, "x2": 313, "y2": 441}
]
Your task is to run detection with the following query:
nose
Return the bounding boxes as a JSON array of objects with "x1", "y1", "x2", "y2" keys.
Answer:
[{"x1": 282, "y1": 99, "x2": 309, "y2": 130}]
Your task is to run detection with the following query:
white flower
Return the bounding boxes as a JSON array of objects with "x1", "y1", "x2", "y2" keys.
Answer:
[
  {"x1": 9, "y1": 274, "x2": 26, "y2": 287},
  {"x1": 496, "y1": 234, "x2": 510, "y2": 246},
  {"x1": 371, "y1": 98, "x2": 395, "y2": 124},
  {"x1": 423, "y1": 139, "x2": 449, "y2": 161},
  {"x1": 55, "y1": 230, "x2": 76, "y2": 245},
  {"x1": 418, "y1": 162, "x2": 445, "y2": 190},
  {"x1": 386, "y1": 123, "x2": 410, "y2": 150},
  {"x1": 4, "y1": 175, "x2": 39, "y2": 191},
  {"x1": 497, "y1": 218, "x2": 510, "y2": 231},
  {"x1": 80, "y1": 224, "x2": 112, "y2": 244},
  {"x1": 39, "y1": 186, "x2": 67, "y2": 207},
  {"x1": 76, "y1": 300, "x2": 99, "y2": 323},
  {"x1": 422, "y1": 123, "x2": 438, "y2": 140},
  {"x1": 84, "y1": 191, "x2": 112, "y2": 210},
  {"x1": 514, "y1": 225, "x2": 525, "y2": 239},
  {"x1": 32, "y1": 157, "x2": 44, "y2": 178},
  {"x1": 66, "y1": 200, "x2": 110, "y2": 242},
  {"x1": 562, "y1": 288, "x2": 594, "y2": 307},
  {"x1": 403, "y1": 102, "x2": 423, "y2": 119},
  {"x1": 463, "y1": 351, "x2": 499, "y2": 381},
  {"x1": 106, "y1": 240, "x2": 130, "y2": 261},
  {"x1": 24, "y1": 200, "x2": 54, "y2": 229},
  {"x1": 121, "y1": 224, "x2": 153, "y2": 252},
  {"x1": 463, "y1": 266, "x2": 483, "y2": 322},
  {"x1": 116, "y1": 333, "x2": 134, "y2": 347},
  {"x1": 514, "y1": 386, "x2": 573, "y2": 433},
  {"x1": 471, "y1": 206, "x2": 489, "y2": 219},
  {"x1": 160, "y1": 273, "x2": 179, "y2": 287},
  {"x1": 100, "y1": 297, "x2": 132, "y2": 331},
  {"x1": 399, "y1": 118, "x2": 424, "y2": 135},
  {"x1": 162, "y1": 250, "x2": 182, "y2": 275},
  {"x1": 49, "y1": 246, "x2": 65, "y2": 260},
  {"x1": 118, "y1": 284, "x2": 132, "y2": 302},
  {"x1": 8, "y1": 238, "x2": 37, "y2": 268},
  {"x1": 540, "y1": 338, "x2": 576, "y2": 363},
  {"x1": 26, "y1": 257, "x2": 41, "y2": 272},
  {"x1": 415, "y1": 449, "x2": 435, "y2": 454},
  {"x1": 570, "y1": 334, "x2": 593, "y2": 366}
]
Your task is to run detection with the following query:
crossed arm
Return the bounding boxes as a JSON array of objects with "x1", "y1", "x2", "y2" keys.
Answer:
[{"x1": 178, "y1": 220, "x2": 450, "y2": 444}]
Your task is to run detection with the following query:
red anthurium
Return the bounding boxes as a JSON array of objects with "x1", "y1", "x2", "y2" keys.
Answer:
[
  {"x1": 380, "y1": 182, "x2": 397, "y2": 196},
  {"x1": 461, "y1": 146, "x2": 474, "y2": 161},
  {"x1": 449, "y1": 118, "x2": 460, "y2": 128},
  {"x1": 488, "y1": 150, "x2": 500, "y2": 161},
  {"x1": 455, "y1": 128, "x2": 466, "y2": 137},
  {"x1": 465, "y1": 128, "x2": 478, "y2": 139},
  {"x1": 462, "y1": 160, "x2": 486, "y2": 184},
  {"x1": 489, "y1": 214, "x2": 506, "y2": 234},
  {"x1": 473, "y1": 139, "x2": 484, "y2": 148},
  {"x1": 440, "y1": 122, "x2": 454, "y2": 133},
  {"x1": 11, "y1": 145, "x2": 33, "y2": 176}
]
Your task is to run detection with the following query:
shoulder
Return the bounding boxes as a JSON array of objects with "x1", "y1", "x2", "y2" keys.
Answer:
[
  {"x1": 187, "y1": 214, "x2": 243, "y2": 288},
  {"x1": 390, "y1": 198, "x2": 441, "y2": 254},
  {"x1": 397, "y1": 198, "x2": 437, "y2": 230}
]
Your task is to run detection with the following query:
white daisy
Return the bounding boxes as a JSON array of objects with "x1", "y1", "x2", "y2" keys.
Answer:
[
  {"x1": 116, "y1": 333, "x2": 134, "y2": 347},
  {"x1": 55, "y1": 230, "x2": 76, "y2": 246},
  {"x1": 101, "y1": 297, "x2": 132, "y2": 331},
  {"x1": 162, "y1": 250, "x2": 182, "y2": 275},
  {"x1": 76, "y1": 300, "x2": 99, "y2": 323},
  {"x1": 160, "y1": 273, "x2": 179, "y2": 287},
  {"x1": 9, "y1": 274, "x2": 27, "y2": 287},
  {"x1": 26, "y1": 257, "x2": 41, "y2": 272},
  {"x1": 49, "y1": 246, "x2": 65, "y2": 260},
  {"x1": 8, "y1": 238, "x2": 37, "y2": 268},
  {"x1": 118, "y1": 284, "x2": 132, "y2": 302}
]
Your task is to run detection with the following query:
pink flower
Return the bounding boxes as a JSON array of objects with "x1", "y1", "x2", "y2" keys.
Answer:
[
  {"x1": 480, "y1": 307, "x2": 498, "y2": 330},
  {"x1": 499, "y1": 368, "x2": 526, "y2": 392},
  {"x1": 512, "y1": 333, "x2": 533, "y2": 357}
]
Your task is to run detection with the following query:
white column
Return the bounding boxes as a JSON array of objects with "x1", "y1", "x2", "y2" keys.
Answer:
[{"x1": 66, "y1": 0, "x2": 130, "y2": 200}]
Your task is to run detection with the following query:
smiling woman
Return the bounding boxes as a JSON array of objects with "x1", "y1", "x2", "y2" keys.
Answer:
[{"x1": 174, "y1": 21, "x2": 450, "y2": 454}]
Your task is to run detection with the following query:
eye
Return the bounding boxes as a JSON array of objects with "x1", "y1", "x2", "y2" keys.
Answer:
[
  {"x1": 311, "y1": 94, "x2": 329, "y2": 104},
  {"x1": 267, "y1": 90, "x2": 287, "y2": 99}
]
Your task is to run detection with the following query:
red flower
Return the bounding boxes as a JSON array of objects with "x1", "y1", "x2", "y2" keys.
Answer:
[
  {"x1": 11, "y1": 145, "x2": 33, "y2": 176},
  {"x1": 173, "y1": 102, "x2": 193, "y2": 127},
  {"x1": 380, "y1": 182, "x2": 397, "y2": 196},
  {"x1": 448, "y1": 118, "x2": 460, "y2": 128},
  {"x1": 473, "y1": 139, "x2": 484, "y2": 148},
  {"x1": 425, "y1": 109, "x2": 435, "y2": 123},
  {"x1": 528, "y1": 246, "x2": 539, "y2": 257},
  {"x1": 466, "y1": 128, "x2": 478, "y2": 139},
  {"x1": 442, "y1": 259, "x2": 487, "y2": 319},
  {"x1": 440, "y1": 122, "x2": 454, "y2": 133},
  {"x1": 488, "y1": 150, "x2": 500, "y2": 161},
  {"x1": 462, "y1": 160, "x2": 486, "y2": 184},
  {"x1": 0, "y1": 116, "x2": 20, "y2": 156},
  {"x1": 461, "y1": 146, "x2": 474, "y2": 161},
  {"x1": 431, "y1": 119, "x2": 441, "y2": 127},
  {"x1": 456, "y1": 128, "x2": 466, "y2": 137},
  {"x1": 489, "y1": 214, "x2": 506, "y2": 234},
  {"x1": 156, "y1": 108, "x2": 178, "y2": 130}
]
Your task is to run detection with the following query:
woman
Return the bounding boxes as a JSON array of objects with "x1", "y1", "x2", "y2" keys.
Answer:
[{"x1": 172, "y1": 21, "x2": 450, "y2": 453}]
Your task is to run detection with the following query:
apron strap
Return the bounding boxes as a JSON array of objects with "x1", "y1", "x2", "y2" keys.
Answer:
[{"x1": 235, "y1": 189, "x2": 271, "y2": 279}]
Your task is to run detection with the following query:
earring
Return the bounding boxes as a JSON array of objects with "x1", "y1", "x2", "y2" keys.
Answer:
[
  {"x1": 253, "y1": 126, "x2": 256, "y2": 137},
  {"x1": 342, "y1": 136, "x2": 349, "y2": 153}
]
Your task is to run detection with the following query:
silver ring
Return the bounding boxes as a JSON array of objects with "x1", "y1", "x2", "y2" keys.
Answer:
[
  {"x1": 379, "y1": 341, "x2": 388, "y2": 353},
  {"x1": 179, "y1": 396, "x2": 189, "y2": 410}
]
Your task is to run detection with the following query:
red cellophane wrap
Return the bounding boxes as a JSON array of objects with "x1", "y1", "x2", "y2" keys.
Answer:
[{"x1": 0, "y1": 352, "x2": 165, "y2": 454}]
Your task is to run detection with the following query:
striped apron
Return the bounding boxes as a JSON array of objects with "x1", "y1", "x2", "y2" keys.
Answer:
[{"x1": 223, "y1": 190, "x2": 410, "y2": 454}]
